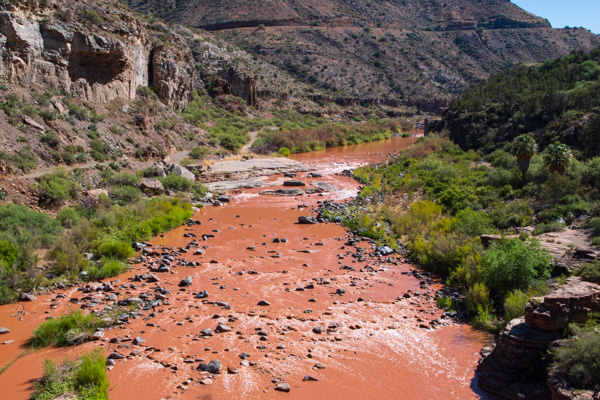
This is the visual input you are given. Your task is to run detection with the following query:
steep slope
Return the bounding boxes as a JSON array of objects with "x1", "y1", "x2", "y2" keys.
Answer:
[
  {"x1": 0, "y1": 0, "x2": 313, "y2": 178},
  {"x1": 434, "y1": 48, "x2": 600, "y2": 158},
  {"x1": 124, "y1": 0, "x2": 600, "y2": 109}
]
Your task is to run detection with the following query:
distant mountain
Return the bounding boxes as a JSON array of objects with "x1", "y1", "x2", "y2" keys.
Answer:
[{"x1": 124, "y1": 0, "x2": 600, "y2": 110}]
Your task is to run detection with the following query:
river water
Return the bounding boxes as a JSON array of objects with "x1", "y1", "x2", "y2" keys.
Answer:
[{"x1": 0, "y1": 137, "x2": 489, "y2": 399}]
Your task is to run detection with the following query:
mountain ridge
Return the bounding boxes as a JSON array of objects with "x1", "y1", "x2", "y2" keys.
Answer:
[{"x1": 123, "y1": 0, "x2": 600, "y2": 108}]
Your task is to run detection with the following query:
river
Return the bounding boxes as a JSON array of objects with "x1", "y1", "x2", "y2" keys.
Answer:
[{"x1": 0, "y1": 137, "x2": 490, "y2": 399}]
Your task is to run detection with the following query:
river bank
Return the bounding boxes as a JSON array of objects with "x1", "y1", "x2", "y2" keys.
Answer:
[{"x1": 0, "y1": 138, "x2": 491, "y2": 399}]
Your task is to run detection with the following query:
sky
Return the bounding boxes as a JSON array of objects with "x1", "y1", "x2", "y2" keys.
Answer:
[{"x1": 512, "y1": 0, "x2": 600, "y2": 34}]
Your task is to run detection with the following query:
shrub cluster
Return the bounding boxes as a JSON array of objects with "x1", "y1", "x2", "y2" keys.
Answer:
[{"x1": 32, "y1": 349, "x2": 109, "y2": 400}]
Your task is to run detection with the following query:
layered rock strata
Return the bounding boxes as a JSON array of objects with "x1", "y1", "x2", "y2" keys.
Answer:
[{"x1": 478, "y1": 278, "x2": 600, "y2": 399}]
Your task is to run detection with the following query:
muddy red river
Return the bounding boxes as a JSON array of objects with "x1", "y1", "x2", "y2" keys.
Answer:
[{"x1": 0, "y1": 138, "x2": 490, "y2": 399}]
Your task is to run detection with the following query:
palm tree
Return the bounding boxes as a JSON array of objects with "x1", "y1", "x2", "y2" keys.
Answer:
[
  {"x1": 544, "y1": 142, "x2": 572, "y2": 174},
  {"x1": 512, "y1": 134, "x2": 537, "y2": 183}
]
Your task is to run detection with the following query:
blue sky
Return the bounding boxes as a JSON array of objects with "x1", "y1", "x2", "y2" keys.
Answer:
[{"x1": 512, "y1": 0, "x2": 600, "y2": 34}]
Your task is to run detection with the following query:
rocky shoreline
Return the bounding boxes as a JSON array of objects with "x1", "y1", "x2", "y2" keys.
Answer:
[{"x1": 478, "y1": 278, "x2": 600, "y2": 400}]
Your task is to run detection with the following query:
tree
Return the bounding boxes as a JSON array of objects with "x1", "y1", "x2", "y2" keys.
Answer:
[
  {"x1": 545, "y1": 142, "x2": 573, "y2": 174},
  {"x1": 512, "y1": 134, "x2": 537, "y2": 183}
]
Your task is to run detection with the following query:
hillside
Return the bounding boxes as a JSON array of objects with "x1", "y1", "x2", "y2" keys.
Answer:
[
  {"x1": 124, "y1": 0, "x2": 600, "y2": 109},
  {"x1": 434, "y1": 48, "x2": 600, "y2": 158},
  {"x1": 0, "y1": 0, "x2": 326, "y2": 182}
]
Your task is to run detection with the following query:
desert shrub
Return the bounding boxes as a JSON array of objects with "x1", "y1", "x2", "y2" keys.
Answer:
[
  {"x1": 62, "y1": 98, "x2": 87, "y2": 120},
  {"x1": 504, "y1": 289, "x2": 532, "y2": 322},
  {"x1": 41, "y1": 131, "x2": 60, "y2": 148},
  {"x1": 56, "y1": 207, "x2": 80, "y2": 228},
  {"x1": 107, "y1": 172, "x2": 140, "y2": 187},
  {"x1": 8, "y1": 147, "x2": 38, "y2": 172},
  {"x1": 81, "y1": 9, "x2": 103, "y2": 25},
  {"x1": 93, "y1": 237, "x2": 134, "y2": 260},
  {"x1": 541, "y1": 173, "x2": 581, "y2": 204},
  {"x1": 31, "y1": 311, "x2": 111, "y2": 348},
  {"x1": 278, "y1": 147, "x2": 291, "y2": 157},
  {"x1": 32, "y1": 349, "x2": 109, "y2": 400},
  {"x1": 50, "y1": 197, "x2": 192, "y2": 275},
  {"x1": 89, "y1": 140, "x2": 109, "y2": 162},
  {"x1": 575, "y1": 261, "x2": 600, "y2": 283},
  {"x1": 85, "y1": 258, "x2": 127, "y2": 281},
  {"x1": 158, "y1": 175, "x2": 206, "y2": 197},
  {"x1": 553, "y1": 330, "x2": 600, "y2": 389},
  {"x1": 487, "y1": 200, "x2": 534, "y2": 229},
  {"x1": 484, "y1": 149, "x2": 517, "y2": 170},
  {"x1": 466, "y1": 282, "x2": 491, "y2": 314},
  {"x1": 35, "y1": 170, "x2": 80, "y2": 205},
  {"x1": 0, "y1": 203, "x2": 62, "y2": 247},
  {"x1": 451, "y1": 208, "x2": 498, "y2": 236},
  {"x1": 109, "y1": 185, "x2": 141, "y2": 205},
  {"x1": 482, "y1": 238, "x2": 551, "y2": 296},
  {"x1": 188, "y1": 146, "x2": 210, "y2": 160}
]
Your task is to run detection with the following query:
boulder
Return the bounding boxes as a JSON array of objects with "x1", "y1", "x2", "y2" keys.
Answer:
[
  {"x1": 0, "y1": 327, "x2": 9, "y2": 335},
  {"x1": 259, "y1": 189, "x2": 304, "y2": 196},
  {"x1": 298, "y1": 216, "x2": 318, "y2": 224},
  {"x1": 19, "y1": 292, "x2": 37, "y2": 302},
  {"x1": 170, "y1": 164, "x2": 195, "y2": 181},
  {"x1": 275, "y1": 383, "x2": 291, "y2": 392},
  {"x1": 525, "y1": 278, "x2": 600, "y2": 331},
  {"x1": 197, "y1": 360, "x2": 222, "y2": 374},
  {"x1": 179, "y1": 276, "x2": 193, "y2": 287},
  {"x1": 283, "y1": 180, "x2": 306, "y2": 187}
]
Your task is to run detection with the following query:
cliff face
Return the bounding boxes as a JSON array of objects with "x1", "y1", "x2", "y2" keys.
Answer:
[
  {"x1": 124, "y1": 0, "x2": 600, "y2": 109},
  {"x1": 0, "y1": 9, "x2": 151, "y2": 105},
  {"x1": 0, "y1": 2, "x2": 265, "y2": 112},
  {"x1": 478, "y1": 278, "x2": 600, "y2": 400}
]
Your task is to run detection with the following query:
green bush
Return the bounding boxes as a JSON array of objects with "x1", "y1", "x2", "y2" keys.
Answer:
[
  {"x1": 553, "y1": 330, "x2": 600, "y2": 389},
  {"x1": 451, "y1": 208, "x2": 498, "y2": 236},
  {"x1": 81, "y1": 9, "x2": 103, "y2": 25},
  {"x1": 482, "y1": 238, "x2": 551, "y2": 296},
  {"x1": 188, "y1": 146, "x2": 210, "y2": 160},
  {"x1": 31, "y1": 311, "x2": 111, "y2": 348},
  {"x1": 0, "y1": 203, "x2": 62, "y2": 247},
  {"x1": 158, "y1": 175, "x2": 206, "y2": 197},
  {"x1": 32, "y1": 349, "x2": 109, "y2": 400},
  {"x1": 89, "y1": 140, "x2": 109, "y2": 162},
  {"x1": 575, "y1": 261, "x2": 600, "y2": 283},
  {"x1": 94, "y1": 237, "x2": 134, "y2": 260},
  {"x1": 36, "y1": 170, "x2": 80, "y2": 205},
  {"x1": 110, "y1": 185, "x2": 142, "y2": 205},
  {"x1": 85, "y1": 258, "x2": 127, "y2": 281},
  {"x1": 8, "y1": 147, "x2": 38, "y2": 172},
  {"x1": 504, "y1": 289, "x2": 532, "y2": 322},
  {"x1": 108, "y1": 172, "x2": 140, "y2": 187},
  {"x1": 57, "y1": 207, "x2": 80, "y2": 228},
  {"x1": 41, "y1": 132, "x2": 60, "y2": 148}
]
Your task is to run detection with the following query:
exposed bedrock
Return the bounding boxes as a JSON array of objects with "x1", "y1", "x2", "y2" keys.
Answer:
[{"x1": 477, "y1": 278, "x2": 600, "y2": 400}]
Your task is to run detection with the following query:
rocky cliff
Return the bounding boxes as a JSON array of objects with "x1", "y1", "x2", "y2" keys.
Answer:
[
  {"x1": 0, "y1": 1, "x2": 275, "y2": 112},
  {"x1": 124, "y1": 0, "x2": 600, "y2": 109},
  {"x1": 478, "y1": 278, "x2": 600, "y2": 400}
]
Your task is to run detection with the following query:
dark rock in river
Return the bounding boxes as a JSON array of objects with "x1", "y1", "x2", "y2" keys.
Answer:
[
  {"x1": 298, "y1": 216, "x2": 318, "y2": 224},
  {"x1": 179, "y1": 276, "x2": 193, "y2": 287},
  {"x1": 283, "y1": 180, "x2": 306, "y2": 187},
  {"x1": 259, "y1": 189, "x2": 304, "y2": 196},
  {"x1": 198, "y1": 360, "x2": 222, "y2": 374}
]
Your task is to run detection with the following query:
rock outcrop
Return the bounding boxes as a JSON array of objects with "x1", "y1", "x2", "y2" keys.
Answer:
[
  {"x1": 525, "y1": 280, "x2": 600, "y2": 332},
  {"x1": 0, "y1": 11, "x2": 149, "y2": 103},
  {"x1": 151, "y1": 43, "x2": 195, "y2": 110},
  {"x1": 478, "y1": 278, "x2": 600, "y2": 400}
]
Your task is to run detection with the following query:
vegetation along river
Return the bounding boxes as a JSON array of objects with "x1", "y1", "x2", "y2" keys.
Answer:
[{"x1": 0, "y1": 137, "x2": 490, "y2": 399}]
